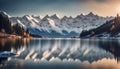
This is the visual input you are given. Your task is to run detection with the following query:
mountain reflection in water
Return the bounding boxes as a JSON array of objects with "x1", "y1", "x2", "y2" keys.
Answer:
[{"x1": 0, "y1": 38, "x2": 120, "y2": 69}]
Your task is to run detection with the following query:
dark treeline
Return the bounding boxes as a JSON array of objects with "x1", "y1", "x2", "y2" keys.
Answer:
[
  {"x1": 80, "y1": 14, "x2": 120, "y2": 37},
  {"x1": 0, "y1": 12, "x2": 30, "y2": 37}
]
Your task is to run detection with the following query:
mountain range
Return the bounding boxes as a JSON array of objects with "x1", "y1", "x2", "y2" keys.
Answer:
[
  {"x1": 80, "y1": 14, "x2": 120, "y2": 38},
  {"x1": 0, "y1": 11, "x2": 114, "y2": 38}
]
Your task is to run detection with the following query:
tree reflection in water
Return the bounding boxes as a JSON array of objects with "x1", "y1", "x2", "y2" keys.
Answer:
[
  {"x1": 0, "y1": 38, "x2": 120, "y2": 69},
  {"x1": 99, "y1": 39, "x2": 120, "y2": 61},
  {"x1": 0, "y1": 38, "x2": 30, "y2": 65}
]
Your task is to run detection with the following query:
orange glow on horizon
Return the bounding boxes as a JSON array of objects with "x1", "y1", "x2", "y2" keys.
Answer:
[{"x1": 117, "y1": 6, "x2": 120, "y2": 13}]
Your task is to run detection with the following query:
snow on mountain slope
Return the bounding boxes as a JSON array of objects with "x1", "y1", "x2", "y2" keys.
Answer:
[
  {"x1": 9, "y1": 12, "x2": 114, "y2": 37},
  {"x1": 80, "y1": 15, "x2": 120, "y2": 38},
  {"x1": 0, "y1": 11, "x2": 11, "y2": 18}
]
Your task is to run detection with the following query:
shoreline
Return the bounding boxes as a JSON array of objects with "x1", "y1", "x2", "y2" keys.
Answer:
[{"x1": 0, "y1": 32, "x2": 32, "y2": 39}]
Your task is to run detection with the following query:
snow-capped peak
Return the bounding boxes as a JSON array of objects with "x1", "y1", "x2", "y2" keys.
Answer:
[
  {"x1": 86, "y1": 12, "x2": 95, "y2": 17},
  {"x1": 50, "y1": 14, "x2": 59, "y2": 19},
  {"x1": 44, "y1": 15, "x2": 50, "y2": 18},
  {"x1": 23, "y1": 15, "x2": 33, "y2": 20},
  {"x1": 42, "y1": 15, "x2": 50, "y2": 20},
  {"x1": 68, "y1": 16, "x2": 73, "y2": 19},
  {"x1": 75, "y1": 14, "x2": 85, "y2": 19},
  {"x1": 62, "y1": 16, "x2": 68, "y2": 20},
  {"x1": 8, "y1": 11, "x2": 114, "y2": 37},
  {"x1": 80, "y1": 13, "x2": 84, "y2": 16},
  {"x1": 0, "y1": 11, "x2": 11, "y2": 18}
]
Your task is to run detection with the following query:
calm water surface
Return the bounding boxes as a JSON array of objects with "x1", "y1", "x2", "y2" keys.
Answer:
[{"x1": 0, "y1": 38, "x2": 120, "y2": 69}]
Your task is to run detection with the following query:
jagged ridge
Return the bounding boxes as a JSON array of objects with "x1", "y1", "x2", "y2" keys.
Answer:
[
  {"x1": 0, "y1": 11, "x2": 31, "y2": 37},
  {"x1": 80, "y1": 14, "x2": 120, "y2": 38},
  {"x1": 9, "y1": 11, "x2": 113, "y2": 37}
]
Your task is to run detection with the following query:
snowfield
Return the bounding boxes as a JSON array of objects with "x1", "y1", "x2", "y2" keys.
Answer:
[{"x1": 9, "y1": 12, "x2": 113, "y2": 37}]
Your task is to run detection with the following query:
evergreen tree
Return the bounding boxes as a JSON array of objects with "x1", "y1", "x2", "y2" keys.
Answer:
[
  {"x1": 0, "y1": 13, "x2": 13, "y2": 34},
  {"x1": 13, "y1": 24, "x2": 24, "y2": 36}
]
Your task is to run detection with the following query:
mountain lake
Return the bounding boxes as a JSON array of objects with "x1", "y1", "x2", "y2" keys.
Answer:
[{"x1": 0, "y1": 38, "x2": 120, "y2": 69}]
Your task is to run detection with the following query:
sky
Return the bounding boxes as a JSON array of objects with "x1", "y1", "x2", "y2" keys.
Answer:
[{"x1": 0, "y1": 0, "x2": 120, "y2": 17}]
